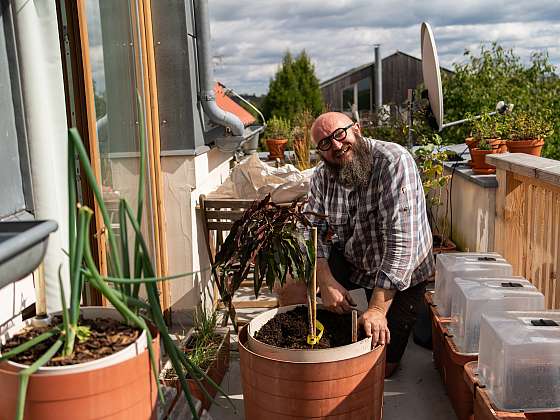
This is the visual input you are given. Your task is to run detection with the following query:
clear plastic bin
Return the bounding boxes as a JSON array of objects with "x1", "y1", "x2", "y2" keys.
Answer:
[
  {"x1": 434, "y1": 252, "x2": 512, "y2": 317},
  {"x1": 478, "y1": 311, "x2": 560, "y2": 411},
  {"x1": 449, "y1": 278, "x2": 544, "y2": 353},
  {"x1": 445, "y1": 275, "x2": 526, "y2": 337}
]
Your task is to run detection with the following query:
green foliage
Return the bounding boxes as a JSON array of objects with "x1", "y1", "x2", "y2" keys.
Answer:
[
  {"x1": 469, "y1": 112, "x2": 503, "y2": 140},
  {"x1": 413, "y1": 133, "x2": 452, "y2": 240},
  {"x1": 262, "y1": 116, "x2": 292, "y2": 141},
  {"x1": 476, "y1": 139, "x2": 493, "y2": 151},
  {"x1": 213, "y1": 195, "x2": 315, "y2": 330},
  {"x1": 501, "y1": 110, "x2": 554, "y2": 141},
  {"x1": 262, "y1": 50, "x2": 324, "y2": 121},
  {"x1": 442, "y1": 42, "x2": 560, "y2": 159}
]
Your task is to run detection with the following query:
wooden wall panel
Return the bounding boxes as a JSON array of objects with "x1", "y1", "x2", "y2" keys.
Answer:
[{"x1": 495, "y1": 171, "x2": 560, "y2": 309}]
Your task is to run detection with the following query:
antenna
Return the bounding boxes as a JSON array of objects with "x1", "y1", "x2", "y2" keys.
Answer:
[{"x1": 419, "y1": 22, "x2": 512, "y2": 135}]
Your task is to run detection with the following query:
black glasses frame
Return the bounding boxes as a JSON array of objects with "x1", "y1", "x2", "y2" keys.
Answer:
[{"x1": 317, "y1": 123, "x2": 355, "y2": 151}]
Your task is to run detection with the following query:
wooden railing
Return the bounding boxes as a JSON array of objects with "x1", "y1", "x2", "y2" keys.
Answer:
[{"x1": 488, "y1": 153, "x2": 560, "y2": 309}]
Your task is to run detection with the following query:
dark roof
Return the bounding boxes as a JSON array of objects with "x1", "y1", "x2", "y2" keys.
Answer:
[{"x1": 319, "y1": 50, "x2": 453, "y2": 88}]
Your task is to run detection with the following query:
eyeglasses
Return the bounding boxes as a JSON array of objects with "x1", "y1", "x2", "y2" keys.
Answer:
[{"x1": 317, "y1": 123, "x2": 355, "y2": 151}]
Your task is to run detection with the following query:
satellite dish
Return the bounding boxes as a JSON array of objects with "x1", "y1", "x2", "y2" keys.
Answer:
[
  {"x1": 421, "y1": 22, "x2": 443, "y2": 131},
  {"x1": 419, "y1": 22, "x2": 512, "y2": 134}
]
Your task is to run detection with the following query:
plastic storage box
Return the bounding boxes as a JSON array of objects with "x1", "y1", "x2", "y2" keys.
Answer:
[
  {"x1": 450, "y1": 279, "x2": 544, "y2": 354},
  {"x1": 434, "y1": 252, "x2": 513, "y2": 317},
  {"x1": 478, "y1": 311, "x2": 560, "y2": 412},
  {"x1": 446, "y1": 275, "x2": 527, "y2": 337}
]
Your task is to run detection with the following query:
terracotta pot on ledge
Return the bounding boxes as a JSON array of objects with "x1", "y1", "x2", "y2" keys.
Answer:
[
  {"x1": 470, "y1": 148, "x2": 499, "y2": 175},
  {"x1": 266, "y1": 138, "x2": 288, "y2": 160},
  {"x1": 466, "y1": 138, "x2": 506, "y2": 168},
  {"x1": 505, "y1": 138, "x2": 545, "y2": 156}
]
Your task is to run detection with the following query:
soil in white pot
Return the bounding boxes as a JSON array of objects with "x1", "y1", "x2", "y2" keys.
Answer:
[
  {"x1": 254, "y1": 306, "x2": 365, "y2": 349},
  {"x1": 1, "y1": 316, "x2": 140, "y2": 366}
]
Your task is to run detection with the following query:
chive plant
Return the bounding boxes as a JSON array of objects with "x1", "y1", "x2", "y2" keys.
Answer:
[{"x1": 0, "y1": 125, "x2": 231, "y2": 420}]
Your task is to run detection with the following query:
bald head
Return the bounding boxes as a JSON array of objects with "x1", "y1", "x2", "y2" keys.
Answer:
[{"x1": 311, "y1": 112, "x2": 355, "y2": 145}]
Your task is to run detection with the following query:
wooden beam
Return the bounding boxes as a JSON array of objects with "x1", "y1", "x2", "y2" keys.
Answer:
[{"x1": 56, "y1": 0, "x2": 106, "y2": 305}]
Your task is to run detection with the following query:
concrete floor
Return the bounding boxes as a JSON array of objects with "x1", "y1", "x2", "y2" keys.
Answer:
[{"x1": 208, "y1": 311, "x2": 456, "y2": 419}]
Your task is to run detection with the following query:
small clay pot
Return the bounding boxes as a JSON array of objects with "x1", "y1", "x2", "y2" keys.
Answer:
[
  {"x1": 505, "y1": 138, "x2": 545, "y2": 156},
  {"x1": 470, "y1": 148, "x2": 499, "y2": 175},
  {"x1": 266, "y1": 138, "x2": 288, "y2": 160}
]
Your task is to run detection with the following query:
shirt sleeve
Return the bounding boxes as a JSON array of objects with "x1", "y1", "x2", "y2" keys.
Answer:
[
  {"x1": 303, "y1": 171, "x2": 331, "y2": 259},
  {"x1": 374, "y1": 152, "x2": 421, "y2": 291}
]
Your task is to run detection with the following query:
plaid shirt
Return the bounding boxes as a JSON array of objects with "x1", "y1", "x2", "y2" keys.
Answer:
[{"x1": 305, "y1": 138, "x2": 434, "y2": 291}]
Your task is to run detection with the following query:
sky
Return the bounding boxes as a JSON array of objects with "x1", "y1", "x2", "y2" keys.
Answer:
[{"x1": 208, "y1": 0, "x2": 560, "y2": 95}]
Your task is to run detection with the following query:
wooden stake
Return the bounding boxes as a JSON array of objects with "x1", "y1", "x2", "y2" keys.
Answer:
[
  {"x1": 311, "y1": 227, "x2": 317, "y2": 339},
  {"x1": 352, "y1": 310, "x2": 358, "y2": 343},
  {"x1": 34, "y1": 263, "x2": 47, "y2": 316}
]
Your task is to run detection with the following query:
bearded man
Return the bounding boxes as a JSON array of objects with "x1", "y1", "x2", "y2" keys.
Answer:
[{"x1": 305, "y1": 111, "x2": 434, "y2": 377}]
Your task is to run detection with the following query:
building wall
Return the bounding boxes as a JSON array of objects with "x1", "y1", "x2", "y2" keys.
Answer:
[
  {"x1": 161, "y1": 148, "x2": 232, "y2": 312},
  {"x1": 432, "y1": 166, "x2": 497, "y2": 252},
  {"x1": 321, "y1": 52, "x2": 449, "y2": 112}
]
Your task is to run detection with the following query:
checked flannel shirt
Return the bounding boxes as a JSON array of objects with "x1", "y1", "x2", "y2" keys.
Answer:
[{"x1": 304, "y1": 138, "x2": 435, "y2": 291}]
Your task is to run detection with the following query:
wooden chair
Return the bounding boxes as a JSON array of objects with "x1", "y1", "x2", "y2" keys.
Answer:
[{"x1": 198, "y1": 195, "x2": 279, "y2": 326}]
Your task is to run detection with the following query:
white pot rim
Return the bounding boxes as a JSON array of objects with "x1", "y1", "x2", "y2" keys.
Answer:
[
  {"x1": 247, "y1": 304, "x2": 374, "y2": 363},
  {"x1": 1, "y1": 306, "x2": 149, "y2": 376}
]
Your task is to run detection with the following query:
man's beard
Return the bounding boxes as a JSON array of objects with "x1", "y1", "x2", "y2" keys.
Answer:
[{"x1": 322, "y1": 136, "x2": 373, "y2": 189}]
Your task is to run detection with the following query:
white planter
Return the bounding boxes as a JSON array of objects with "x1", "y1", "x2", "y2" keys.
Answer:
[
  {"x1": 247, "y1": 304, "x2": 373, "y2": 362},
  {"x1": 1, "y1": 306, "x2": 148, "y2": 376}
]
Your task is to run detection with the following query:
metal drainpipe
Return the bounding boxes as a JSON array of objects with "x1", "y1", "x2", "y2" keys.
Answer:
[
  {"x1": 194, "y1": 0, "x2": 244, "y2": 137},
  {"x1": 374, "y1": 44, "x2": 382, "y2": 111}
]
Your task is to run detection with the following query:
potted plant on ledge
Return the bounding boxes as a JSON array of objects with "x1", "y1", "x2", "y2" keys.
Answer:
[
  {"x1": 470, "y1": 138, "x2": 500, "y2": 174},
  {"x1": 502, "y1": 110, "x2": 554, "y2": 156},
  {"x1": 263, "y1": 116, "x2": 291, "y2": 161},
  {"x1": 465, "y1": 112, "x2": 507, "y2": 162}
]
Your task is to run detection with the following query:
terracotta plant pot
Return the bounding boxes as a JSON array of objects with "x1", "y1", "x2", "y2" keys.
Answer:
[
  {"x1": 470, "y1": 148, "x2": 499, "y2": 175},
  {"x1": 266, "y1": 138, "x2": 288, "y2": 160},
  {"x1": 467, "y1": 138, "x2": 506, "y2": 167},
  {"x1": 433, "y1": 234, "x2": 457, "y2": 255},
  {"x1": 161, "y1": 327, "x2": 230, "y2": 412},
  {"x1": 0, "y1": 307, "x2": 159, "y2": 420},
  {"x1": 239, "y1": 306, "x2": 385, "y2": 419},
  {"x1": 505, "y1": 139, "x2": 545, "y2": 157},
  {"x1": 442, "y1": 335, "x2": 478, "y2": 420}
]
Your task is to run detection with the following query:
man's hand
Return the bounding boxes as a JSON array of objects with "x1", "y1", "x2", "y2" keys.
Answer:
[
  {"x1": 319, "y1": 276, "x2": 356, "y2": 314},
  {"x1": 359, "y1": 308, "x2": 391, "y2": 347}
]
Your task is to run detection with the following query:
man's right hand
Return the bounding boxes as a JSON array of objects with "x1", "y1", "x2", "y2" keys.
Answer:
[{"x1": 316, "y1": 258, "x2": 356, "y2": 314}]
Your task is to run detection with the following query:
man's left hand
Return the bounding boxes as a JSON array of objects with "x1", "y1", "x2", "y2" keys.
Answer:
[{"x1": 359, "y1": 308, "x2": 390, "y2": 347}]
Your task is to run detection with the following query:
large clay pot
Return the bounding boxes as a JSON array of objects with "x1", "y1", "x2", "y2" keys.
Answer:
[
  {"x1": 470, "y1": 148, "x2": 499, "y2": 175},
  {"x1": 266, "y1": 138, "x2": 288, "y2": 160},
  {"x1": 505, "y1": 138, "x2": 545, "y2": 157},
  {"x1": 239, "y1": 305, "x2": 385, "y2": 420},
  {"x1": 0, "y1": 307, "x2": 159, "y2": 420}
]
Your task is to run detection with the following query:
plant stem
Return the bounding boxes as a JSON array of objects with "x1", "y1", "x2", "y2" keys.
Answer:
[{"x1": 16, "y1": 338, "x2": 64, "y2": 420}]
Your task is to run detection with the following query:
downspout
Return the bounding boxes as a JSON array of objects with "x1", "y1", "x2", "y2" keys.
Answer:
[{"x1": 194, "y1": 0, "x2": 244, "y2": 139}]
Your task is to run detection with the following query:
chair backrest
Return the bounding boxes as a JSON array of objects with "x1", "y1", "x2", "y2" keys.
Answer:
[{"x1": 198, "y1": 195, "x2": 257, "y2": 266}]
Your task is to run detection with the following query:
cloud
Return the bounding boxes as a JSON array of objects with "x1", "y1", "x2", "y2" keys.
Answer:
[{"x1": 208, "y1": 0, "x2": 560, "y2": 95}]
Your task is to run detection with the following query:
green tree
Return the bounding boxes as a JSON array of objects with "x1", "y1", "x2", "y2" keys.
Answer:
[
  {"x1": 262, "y1": 50, "x2": 324, "y2": 122},
  {"x1": 442, "y1": 43, "x2": 560, "y2": 159}
]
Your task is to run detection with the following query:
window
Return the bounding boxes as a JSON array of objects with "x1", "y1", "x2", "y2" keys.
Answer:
[
  {"x1": 342, "y1": 86, "x2": 354, "y2": 112},
  {"x1": 357, "y1": 78, "x2": 371, "y2": 112}
]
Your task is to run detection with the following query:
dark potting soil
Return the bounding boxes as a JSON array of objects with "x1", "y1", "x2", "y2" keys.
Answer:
[
  {"x1": 254, "y1": 306, "x2": 365, "y2": 349},
  {"x1": 1, "y1": 316, "x2": 140, "y2": 367}
]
